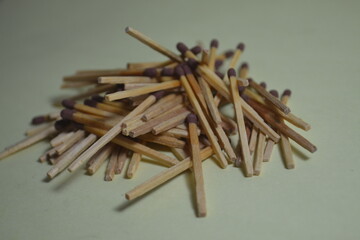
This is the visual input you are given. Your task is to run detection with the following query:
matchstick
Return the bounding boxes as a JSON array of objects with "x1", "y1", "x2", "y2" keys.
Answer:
[
  {"x1": 115, "y1": 148, "x2": 128, "y2": 174},
  {"x1": 222, "y1": 43, "x2": 245, "y2": 85},
  {"x1": 239, "y1": 62, "x2": 249, "y2": 79},
  {"x1": 47, "y1": 133, "x2": 97, "y2": 179},
  {"x1": 62, "y1": 99, "x2": 116, "y2": 118},
  {"x1": 50, "y1": 131, "x2": 74, "y2": 147},
  {"x1": 228, "y1": 68, "x2": 253, "y2": 176},
  {"x1": 198, "y1": 76, "x2": 222, "y2": 124},
  {"x1": 151, "y1": 110, "x2": 190, "y2": 135},
  {"x1": 126, "y1": 141, "x2": 145, "y2": 179},
  {"x1": 105, "y1": 80, "x2": 180, "y2": 101},
  {"x1": 88, "y1": 144, "x2": 114, "y2": 175},
  {"x1": 83, "y1": 99, "x2": 129, "y2": 115},
  {"x1": 208, "y1": 39, "x2": 218, "y2": 71},
  {"x1": 0, "y1": 125, "x2": 57, "y2": 160},
  {"x1": 170, "y1": 147, "x2": 189, "y2": 161},
  {"x1": 67, "y1": 84, "x2": 117, "y2": 101},
  {"x1": 176, "y1": 66, "x2": 228, "y2": 168},
  {"x1": 187, "y1": 114, "x2": 207, "y2": 217},
  {"x1": 125, "y1": 27, "x2": 183, "y2": 62},
  {"x1": 67, "y1": 91, "x2": 164, "y2": 172},
  {"x1": 54, "y1": 130, "x2": 85, "y2": 155},
  {"x1": 105, "y1": 147, "x2": 120, "y2": 181},
  {"x1": 142, "y1": 94, "x2": 183, "y2": 121},
  {"x1": 98, "y1": 76, "x2": 157, "y2": 84},
  {"x1": 253, "y1": 131, "x2": 266, "y2": 176}
]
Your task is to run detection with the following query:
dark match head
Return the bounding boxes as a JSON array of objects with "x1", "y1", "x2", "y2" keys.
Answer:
[
  {"x1": 186, "y1": 58, "x2": 199, "y2": 70},
  {"x1": 269, "y1": 90, "x2": 279, "y2": 98},
  {"x1": 54, "y1": 119, "x2": 72, "y2": 132},
  {"x1": 174, "y1": 65, "x2": 185, "y2": 78},
  {"x1": 190, "y1": 45, "x2": 202, "y2": 55},
  {"x1": 215, "y1": 71, "x2": 224, "y2": 79},
  {"x1": 31, "y1": 115, "x2": 47, "y2": 125},
  {"x1": 182, "y1": 64, "x2": 193, "y2": 75},
  {"x1": 237, "y1": 43, "x2": 245, "y2": 51},
  {"x1": 238, "y1": 86, "x2": 246, "y2": 94},
  {"x1": 143, "y1": 68, "x2": 157, "y2": 78},
  {"x1": 62, "y1": 99, "x2": 76, "y2": 109},
  {"x1": 240, "y1": 93, "x2": 249, "y2": 102},
  {"x1": 227, "y1": 68, "x2": 237, "y2": 78},
  {"x1": 152, "y1": 90, "x2": 166, "y2": 100},
  {"x1": 215, "y1": 59, "x2": 223, "y2": 69},
  {"x1": 260, "y1": 82, "x2": 267, "y2": 89},
  {"x1": 186, "y1": 113, "x2": 198, "y2": 124},
  {"x1": 84, "y1": 99, "x2": 97, "y2": 107},
  {"x1": 176, "y1": 42, "x2": 189, "y2": 54},
  {"x1": 91, "y1": 95, "x2": 105, "y2": 102},
  {"x1": 224, "y1": 50, "x2": 234, "y2": 58},
  {"x1": 240, "y1": 62, "x2": 249, "y2": 69},
  {"x1": 160, "y1": 67, "x2": 174, "y2": 77},
  {"x1": 282, "y1": 89, "x2": 292, "y2": 97},
  {"x1": 247, "y1": 78, "x2": 253, "y2": 83},
  {"x1": 116, "y1": 84, "x2": 125, "y2": 91},
  {"x1": 60, "y1": 109, "x2": 75, "y2": 120},
  {"x1": 210, "y1": 39, "x2": 219, "y2": 48}
]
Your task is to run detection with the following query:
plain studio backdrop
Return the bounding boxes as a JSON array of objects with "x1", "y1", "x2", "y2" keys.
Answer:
[{"x1": 0, "y1": 0, "x2": 359, "y2": 239}]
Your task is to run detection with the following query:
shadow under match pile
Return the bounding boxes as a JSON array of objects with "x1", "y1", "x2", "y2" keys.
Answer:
[{"x1": 0, "y1": 27, "x2": 317, "y2": 217}]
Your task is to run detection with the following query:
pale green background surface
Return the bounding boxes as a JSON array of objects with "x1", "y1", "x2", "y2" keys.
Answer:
[{"x1": 0, "y1": 0, "x2": 359, "y2": 239}]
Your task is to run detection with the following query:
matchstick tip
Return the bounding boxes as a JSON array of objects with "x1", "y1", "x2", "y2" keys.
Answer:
[
  {"x1": 225, "y1": 50, "x2": 234, "y2": 58},
  {"x1": 269, "y1": 90, "x2": 279, "y2": 98},
  {"x1": 227, "y1": 68, "x2": 236, "y2": 77},
  {"x1": 186, "y1": 113, "x2": 198, "y2": 124},
  {"x1": 210, "y1": 39, "x2": 219, "y2": 48},
  {"x1": 84, "y1": 99, "x2": 97, "y2": 107},
  {"x1": 160, "y1": 67, "x2": 174, "y2": 77},
  {"x1": 31, "y1": 115, "x2": 47, "y2": 125},
  {"x1": 186, "y1": 58, "x2": 199, "y2": 70},
  {"x1": 174, "y1": 65, "x2": 185, "y2": 77},
  {"x1": 61, "y1": 99, "x2": 76, "y2": 109},
  {"x1": 176, "y1": 42, "x2": 188, "y2": 54},
  {"x1": 125, "y1": 26, "x2": 131, "y2": 33},
  {"x1": 143, "y1": 68, "x2": 157, "y2": 78},
  {"x1": 54, "y1": 119, "x2": 71, "y2": 132},
  {"x1": 215, "y1": 59, "x2": 223, "y2": 69},
  {"x1": 91, "y1": 95, "x2": 105, "y2": 102},
  {"x1": 183, "y1": 64, "x2": 192, "y2": 75},
  {"x1": 260, "y1": 82, "x2": 267, "y2": 89},
  {"x1": 190, "y1": 45, "x2": 202, "y2": 55},
  {"x1": 152, "y1": 90, "x2": 166, "y2": 100},
  {"x1": 60, "y1": 109, "x2": 75, "y2": 120},
  {"x1": 282, "y1": 89, "x2": 292, "y2": 97},
  {"x1": 240, "y1": 62, "x2": 249, "y2": 69},
  {"x1": 238, "y1": 86, "x2": 246, "y2": 94},
  {"x1": 237, "y1": 42, "x2": 245, "y2": 51}
]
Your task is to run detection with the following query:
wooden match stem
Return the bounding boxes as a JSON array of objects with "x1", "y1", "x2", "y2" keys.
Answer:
[
  {"x1": 126, "y1": 142, "x2": 144, "y2": 179},
  {"x1": 105, "y1": 147, "x2": 119, "y2": 181},
  {"x1": 263, "y1": 139, "x2": 275, "y2": 162},
  {"x1": 88, "y1": 144, "x2": 113, "y2": 175},
  {"x1": 142, "y1": 94, "x2": 183, "y2": 121},
  {"x1": 152, "y1": 110, "x2": 190, "y2": 135},
  {"x1": 50, "y1": 132, "x2": 74, "y2": 147},
  {"x1": 208, "y1": 46, "x2": 217, "y2": 71},
  {"x1": 98, "y1": 76, "x2": 157, "y2": 84},
  {"x1": 125, "y1": 146, "x2": 213, "y2": 201},
  {"x1": 127, "y1": 60, "x2": 174, "y2": 70},
  {"x1": 115, "y1": 148, "x2": 128, "y2": 174},
  {"x1": 55, "y1": 130, "x2": 85, "y2": 155},
  {"x1": 198, "y1": 77, "x2": 222, "y2": 124},
  {"x1": 253, "y1": 131, "x2": 266, "y2": 176},
  {"x1": 67, "y1": 84, "x2": 117, "y2": 101}
]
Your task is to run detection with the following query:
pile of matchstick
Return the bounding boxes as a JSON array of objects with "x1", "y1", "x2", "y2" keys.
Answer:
[{"x1": 0, "y1": 27, "x2": 316, "y2": 217}]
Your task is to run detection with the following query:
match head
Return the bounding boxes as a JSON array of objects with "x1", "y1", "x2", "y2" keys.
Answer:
[
  {"x1": 282, "y1": 89, "x2": 292, "y2": 97},
  {"x1": 227, "y1": 68, "x2": 237, "y2": 78},
  {"x1": 240, "y1": 93, "x2": 250, "y2": 102},
  {"x1": 174, "y1": 65, "x2": 185, "y2": 78},
  {"x1": 54, "y1": 119, "x2": 72, "y2": 132},
  {"x1": 186, "y1": 58, "x2": 199, "y2": 70},
  {"x1": 160, "y1": 67, "x2": 174, "y2": 77},
  {"x1": 238, "y1": 86, "x2": 246, "y2": 94},
  {"x1": 215, "y1": 59, "x2": 223, "y2": 69},
  {"x1": 190, "y1": 45, "x2": 202, "y2": 55},
  {"x1": 210, "y1": 39, "x2": 219, "y2": 48},
  {"x1": 60, "y1": 109, "x2": 75, "y2": 120},
  {"x1": 62, "y1": 99, "x2": 76, "y2": 109},
  {"x1": 116, "y1": 84, "x2": 125, "y2": 91},
  {"x1": 224, "y1": 50, "x2": 234, "y2": 58},
  {"x1": 269, "y1": 90, "x2": 279, "y2": 98},
  {"x1": 152, "y1": 90, "x2": 166, "y2": 100},
  {"x1": 182, "y1": 64, "x2": 193, "y2": 75},
  {"x1": 215, "y1": 71, "x2": 224, "y2": 79},
  {"x1": 176, "y1": 42, "x2": 189, "y2": 54},
  {"x1": 186, "y1": 113, "x2": 198, "y2": 124},
  {"x1": 84, "y1": 99, "x2": 97, "y2": 107},
  {"x1": 31, "y1": 115, "x2": 46, "y2": 125},
  {"x1": 143, "y1": 68, "x2": 157, "y2": 78},
  {"x1": 240, "y1": 62, "x2": 249, "y2": 69},
  {"x1": 91, "y1": 95, "x2": 105, "y2": 102},
  {"x1": 260, "y1": 82, "x2": 267, "y2": 89},
  {"x1": 237, "y1": 42, "x2": 245, "y2": 51}
]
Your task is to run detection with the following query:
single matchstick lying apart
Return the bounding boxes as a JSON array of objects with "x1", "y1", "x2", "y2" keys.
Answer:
[{"x1": 0, "y1": 26, "x2": 317, "y2": 217}]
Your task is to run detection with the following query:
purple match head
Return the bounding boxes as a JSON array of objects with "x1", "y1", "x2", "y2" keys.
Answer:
[
  {"x1": 143, "y1": 68, "x2": 157, "y2": 78},
  {"x1": 215, "y1": 71, "x2": 224, "y2": 79},
  {"x1": 240, "y1": 62, "x2": 249, "y2": 69},
  {"x1": 227, "y1": 68, "x2": 237, "y2": 78},
  {"x1": 161, "y1": 67, "x2": 174, "y2": 77},
  {"x1": 215, "y1": 59, "x2": 223, "y2": 69},
  {"x1": 186, "y1": 113, "x2": 198, "y2": 124},
  {"x1": 237, "y1": 42, "x2": 245, "y2": 51},
  {"x1": 240, "y1": 93, "x2": 250, "y2": 102},
  {"x1": 62, "y1": 99, "x2": 76, "y2": 109},
  {"x1": 84, "y1": 99, "x2": 97, "y2": 107},
  {"x1": 210, "y1": 39, "x2": 219, "y2": 48},
  {"x1": 182, "y1": 64, "x2": 193, "y2": 75},
  {"x1": 91, "y1": 95, "x2": 105, "y2": 102},
  {"x1": 152, "y1": 90, "x2": 166, "y2": 100},
  {"x1": 54, "y1": 119, "x2": 72, "y2": 132},
  {"x1": 116, "y1": 84, "x2": 125, "y2": 91},
  {"x1": 224, "y1": 50, "x2": 234, "y2": 58},
  {"x1": 269, "y1": 90, "x2": 279, "y2": 98},
  {"x1": 174, "y1": 65, "x2": 185, "y2": 78},
  {"x1": 60, "y1": 109, "x2": 75, "y2": 120},
  {"x1": 31, "y1": 115, "x2": 47, "y2": 125},
  {"x1": 282, "y1": 89, "x2": 292, "y2": 97},
  {"x1": 247, "y1": 78, "x2": 253, "y2": 83},
  {"x1": 238, "y1": 86, "x2": 246, "y2": 94},
  {"x1": 260, "y1": 82, "x2": 267, "y2": 89},
  {"x1": 190, "y1": 45, "x2": 202, "y2": 55},
  {"x1": 186, "y1": 58, "x2": 199, "y2": 70},
  {"x1": 176, "y1": 42, "x2": 189, "y2": 54}
]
